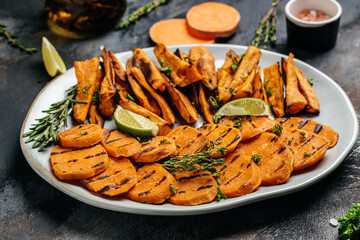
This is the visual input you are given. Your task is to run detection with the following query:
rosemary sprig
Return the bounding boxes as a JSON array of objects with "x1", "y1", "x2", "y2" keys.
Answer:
[
  {"x1": 23, "y1": 85, "x2": 86, "y2": 151},
  {"x1": 117, "y1": 0, "x2": 169, "y2": 29},
  {"x1": 0, "y1": 22, "x2": 37, "y2": 54},
  {"x1": 251, "y1": 0, "x2": 279, "y2": 49}
]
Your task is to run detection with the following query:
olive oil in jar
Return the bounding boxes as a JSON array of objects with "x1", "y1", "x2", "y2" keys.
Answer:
[{"x1": 46, "y1": 0, "x2": 126, "y2": 38}]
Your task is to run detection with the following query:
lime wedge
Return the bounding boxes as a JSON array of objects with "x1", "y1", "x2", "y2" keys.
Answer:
[
  {"x1": 114, "y1": 106, "x2": 159, "y2": 138},
  {"x1": 215, "y1": 98, "x2": 271, "y2": 116},
  {"x1": 42, "y1": 36, "x2": 66, "y2": 77}
]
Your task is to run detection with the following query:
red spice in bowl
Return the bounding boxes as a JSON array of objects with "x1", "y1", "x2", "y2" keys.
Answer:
[{"x1": 298, "y1": 9, "x2": 331, "y2": 22}]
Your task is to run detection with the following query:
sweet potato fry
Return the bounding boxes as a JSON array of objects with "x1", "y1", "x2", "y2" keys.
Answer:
[
  {"x1": 50, "y1": 144, "x2": 109, "y2": 180},
  {"x1": 153, "y1": 43, "x2": 202, "y2": 87},
  {"x1": 167, "y1": 126, "x2": 209, "y2": 155},
  {"x1": 217, "y1": 50, "x2": 238, "y2": 103},
  {"x1": 263, "y1": 62, "x2": 285, "y2": 117},
  {"x1": 73, "y1": 57, "x2": 101, "y2": 123},
  {"x1": 81, "y1": 157, "x2": 137, "y2": 197},
  {"x1": 232, "y1": 66, "x2": 256, "y2": 99},
  {"x1": 126, "y1": 163, "x2": 178, "y2": 204},
  {"x1": 109, "y1": 51, "x2": 132, "y2": 101},
  {"x1": 101, "y1": 129, "x2": 141, "y2": 158},
  {"x1": 99, "y1": 47, "x2": 117, "y2": 117},
  {"x1": 125, "y1": 59, "x2": 161, "y2": 115},
  {"x1": 295, "y1": 66, "x2": 320, "y2": 114},
  {"x1": 131, "y1": 136, "x2": 176, "y2": 163},
  {"x1": 59, "y1": 124, "x2": 103, "y2": 148},
  {"x1": 282, "y1": 54, "x2": 307, "y2": 114},
  {"x1": 169, "y1": 170, "x2": 217, "y2": 205},
  {"x1": 215, "y1": 154, "x2": 261, "y2": 198},
  {"x1": 118, "y1": 99, "x2": 172, "y2": 136},
  {"x1": 88, "y1": 104, "x2": 104, "y2": 127},
  {"x1": 198, "y1": 83, "x2": 214, "y2": 124},
  {"x1": 189, "y1": 46, "x2": 217, "y2": 90},
  {"x1": 131, "y1": 67, "x2": 175, "y2": 125},
  {"x1": 252, "y1": 67, "x2": 267, "y2": 102}
]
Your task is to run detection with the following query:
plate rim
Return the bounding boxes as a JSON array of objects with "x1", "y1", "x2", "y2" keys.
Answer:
[{"x1": 20, "y1": 44, "x2": 359, "y2": 216}]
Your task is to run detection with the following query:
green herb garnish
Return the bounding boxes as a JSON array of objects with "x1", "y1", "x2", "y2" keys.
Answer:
[
  {"x1": 80, "y1": 131, "x2": 88, "y2": 135},
  {"x1": 217, "y1": 187, "x2": 228, "y2": 201},
  {"x1": 126, "y1": 94, "x2": 135, "y2": 102},
  {"x1": 159, "y1": 139, "x2": 172, "y2": 145},
  {"x1": 272, "y1": 124, "x2": 283, "y2": 136},
  {"x1": 0, "y1": 22, "x2": 37, "y2": 53},
  {"x1": 230, "y1": 87, "x2": 236, "y2": 96},
  {"x1": 170, "y1": 184, "x2": 177, "y2": 194},
  {"x1": 307, "y1": 78, "x2": 314, "y2": 86},
  {"x1": 251, "y1": 154, "x2": 262, "y2": 163},
  {"x1": 338, "y1": 203, "x2": 360, "y2": 239},
  {"x1": 160, "y1": 66, "x2": 172, "y2": 76}
]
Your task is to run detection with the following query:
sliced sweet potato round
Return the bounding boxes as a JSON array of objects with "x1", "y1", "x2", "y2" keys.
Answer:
[
  {"x1": 50, "y1": 144, "x2": 109, "y2": 180},
  {"x1": 81, "y1": 157, "x2": 137, "y2": 197},
  {"x1": 186, "y1": 2, "x2": 241, "y2": 37},
  {"x1": 101, "y1": 129, "x2": 141, "y2": 158},
  {"x1": 125, "y1": 163, "x2": 178, "y2": 204},
  {"x1": 131, "y1": 136, "x2": 176, "y2": 163},
  {"x1": 169, "y1": 170, "x2": 217, "y2": 206},
  {"x1": 58, "y1": 124, "x2": 103, "y2": 148}
]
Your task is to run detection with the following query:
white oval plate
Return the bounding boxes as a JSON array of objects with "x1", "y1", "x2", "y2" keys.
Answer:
[{"x1": 20, "y1": 44, "x2": 358, "y2": 216}]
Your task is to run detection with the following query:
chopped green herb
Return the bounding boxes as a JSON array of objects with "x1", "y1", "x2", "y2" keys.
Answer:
[
  {"x1": 170, "y1": 184, "x2": 177, "y2": 194},
  {"x1": 159, "y1": 139, "x2": 172, "y2": 145},
  {"x1": 80, "y1": 131, "x2": 88, "y2": 135},
  {"x1": 272, "y1": 124, "x2": 283, "y2": 136},
  {"x1": 303, "y1": 152, "x2": 311, "y2": 157},
  {"x1": 251, "y1": 154, "x2": 262, "y2": 163},
  {"x1": 265, "y1": 87, "x2": 273, "y2": 97},
  {"x1": 176, "y1": 144, "x2": 182, "y2": 148},
  {"x1": 234, "y1": 120, "x2": 242, "y2": 129},
  {"x1": 288, "y1": 138, "x2": 293, "y2": 144},
  {"x1": 312, "y1": 146, "x2": 315, "y2": 149},
  {"x1": 307, "y1": 78, "x2": 314, "y2": 86},
  {"x1": 299, "y1": 131, "x2": 306, "y2": 136},
  {"x1": 209, "y1": 78, "x2": 213, "y2": 83},
  {"x1": 248, "y1": 69, "x2": 252, "y2": 74},
  {"x1": 208, "y1": 96, "x2": 219, "y2": 111},
  {"x1": 230, "y1": 87, "x2": 236, "y2": 96},
  {"x1": 215, "y1": 141, "x2": 222, "y2": 145},
  {"x1": 142, "y1": 140, "x2": 151, "y2": 145},
  {"x1": 92, "y1": 90, "x2": 100, "y2": 104},
  {"x1": 126, "y1": 94, "x2": 135, "y2": 102},
  {"x1": 217, "y1": 187, "x2": 228, "y2": 201},
  {"x1": 213, "y1": 115, "x2": 222, "y2": 124},
  {"x1": 135, "y1": 66, "x2": 141, "y2": 69},
  {"x1": 160, "y1": 66, "x2": 172, "y2": 76}
]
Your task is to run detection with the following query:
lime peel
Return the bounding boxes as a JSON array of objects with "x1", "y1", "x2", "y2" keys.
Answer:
[
  {"x1": 42, "y1": 36, "x2": 67, "y2": 77},
  {"x1": 215, "y1": 98, "x2": 271, "y2": 116}
]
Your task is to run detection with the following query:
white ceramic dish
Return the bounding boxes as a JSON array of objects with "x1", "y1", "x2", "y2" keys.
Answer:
[{"x1": 20, "y1": 44, "x2": 358, "y2": 216}]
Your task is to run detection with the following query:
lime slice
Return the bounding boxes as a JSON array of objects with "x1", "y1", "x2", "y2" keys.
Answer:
[
  {"x1": 215, "y1": 98, "x2": 271, "y2": 116},
  {"x1": 114, "y1": 106, "x2": 159, "y2": 138},
  {"x1": 42, "y1": 36, "x2": 67, "y2": 77}
]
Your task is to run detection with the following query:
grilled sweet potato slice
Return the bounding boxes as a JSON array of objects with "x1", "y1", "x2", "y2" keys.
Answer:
[
  {"x1": 263, "y1": 62, "x2": 285, "y2": 117},
  {"x1": 119, "y1": 100, "x2": 172, "y2": 135},
  {"x1": 198, "y1": 124, "x2": 242, "y2": 158},
  {"x1": 73, "y1": 57, "x2": 102, "y2": 123},
  {"x1": 50, "y1": 144, "x2": 109, "y2": 180},
  {"x1": 215, "y1": 154, "x2": 261, "y2": 197},
  {"x1": 169, "y1": 170, "x2": 217, "y2": 205},
  {"x1": 132, "y1": 48, "x2": 166, "y2": 92},
  {"x1": 167, "y1": 126, "x2": 209, "y2": 155},
  {"x1": 217, "y1": 50, "x2": 239, "y2": 103},
  {"x1": 59, "y1": 124, "x2": 103, "y2": 148},
  {"x1": 126, "y1": 163, "x2": 178, "y2": 204},
  {"x1": 278, "y1": 128, "x2": 330, "y2": 171},
  {"x1": 198, "y1": 83, "x2": 214, "y2": 124},
  {"x1": 153, "y1": 43, "x2": 202, "y2": 87},
  {"x1": 235, "y1": 132, "x2": 294, "y2": 185},
  {"x1": 131, "y1": 136, "x2": 176, "y2": 163},
  {"x1": 81, "y1": 157, "x2": 137, "y2": 197},
  {"x1": 189, "y1": 46, "x2": 217, "y2": 90},
  {"x1": 101, "y1": 129, "x2": 141, "y2": 157}
]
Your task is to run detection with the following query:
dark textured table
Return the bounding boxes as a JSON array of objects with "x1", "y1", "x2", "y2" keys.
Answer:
[{"x1": 1, "y1": 0, "x2": 359, "y2": 239}]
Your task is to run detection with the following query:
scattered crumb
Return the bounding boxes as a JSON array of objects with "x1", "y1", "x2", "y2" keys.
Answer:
[{"x1": 329, "y1": 218, "x2": 339, "y2": 227}]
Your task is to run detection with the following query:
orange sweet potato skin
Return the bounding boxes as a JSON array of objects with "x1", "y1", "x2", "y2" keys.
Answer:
[
  {"x1": 101, "y1": 129, "x2": 141, "y2": 158},
  {"x1": 58, "y1": 124, "x2": 103, "y2": 148}
]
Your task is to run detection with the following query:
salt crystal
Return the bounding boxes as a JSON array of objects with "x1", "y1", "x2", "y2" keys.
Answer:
[{"x1": 329, "y1": 218, "x2": 338, "y2": 227}]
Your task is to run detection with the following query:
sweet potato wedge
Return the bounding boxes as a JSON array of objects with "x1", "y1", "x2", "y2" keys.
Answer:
[
  {"x1": 169, "y1": 170, "x2": 217, "y2": 206},
  {"x1": 59, "y1": 124, "x2": 103, "y2": 148},
  {"x1": 132, "y1": 48, "x2": 166, "y2": 92},
  {"x1": 101, "y1": 129, "x2": 141, "y2": 158},
  {"x1": 126, "y1": 163, "x2": 178, "y2": 204},
  {"x1": 232, "y1": 66, "x2": 256, "y2": 99},
  {"x1": 252, "y1": 67, "x2": 267, "y2": 102},
  {"x1": 109, "y1": 51, "x2": 132, "y2": 101},
  {"x1": 73, "y1": 57, "x2": 101, "y2": 123},
  {"x1": 198, "y1": 83, "x2": 214, "y2": 124},
  {"x1": 217, "y1": 50, "x2": 239, "y2": 103},
  {"x1": 263, "y1": 62, "x2": 285, "y2": 117},
  {"x1": 50, "y1": 144, "x2": 109, "y2": 180},
  {"x1": 215, "y1": 154, "x2": 261, "y2": 198},
  {"x1": 88, "y1": 103, "x2": 104, "y2": 127},
  {"x1": 189, "y1": 46, "x2": 217, "y2": 90},
  {"x1": 167, "y1": 126, "x2": 209, "y2": 155},
  {"x1": 198, "y1": 124, "x2": 242, "y2": 158},
  {"x1": 81, "y1": 157, "x2": 137, "y2": 197},
  {"x1": 153, "y1": 43, "x2": 202, "y2": 87},
  {"x1": 131, "y1": 136, "x2": 176, "y2": 163}
]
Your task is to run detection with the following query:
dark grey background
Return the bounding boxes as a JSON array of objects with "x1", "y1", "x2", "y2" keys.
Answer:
[{"x1": 0, "y1": 0, "x2": 359, "y2": 239}]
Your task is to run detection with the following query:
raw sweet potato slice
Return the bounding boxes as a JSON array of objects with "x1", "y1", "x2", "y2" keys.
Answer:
[
  {"x1": 101, "y1": 129, "x2": 141, "y2": 158},
  {"x1": 169, "y1": 170, "x2": 217, "y2": 205},
  {"x1": 126, "y1": 163, "x2": 178, "y2": 204},
  {"x1": 149, "y1": 19, "x2": 215, "y2": 46},
  {"x1": 132, "y1": 48, "x2": 166, "y2": 93},
  {"x1": 59, "y1": 124, "x2": 103, "y2": 148},
  {"x1": 167, "y1": 126, "x2": 209, "y2": 155},
  {"x1": 119, "y1": 100, "x2": 172, "y2": 136},
  {"x1": 198, "y1": 124, "x2": 242, "y2": 158},
  {"x1": 278, "y1": 128, "x2": 330, "y2": 171},
  {"x1": 131, "y1": 136, "x2": 176, "y2": 163},
  {"x1": 217, "y1": 50, "x2": 239, "y2": 103},
  {"x1": 235, "y1": 132, "x2": 294, "y2": 185},
  {"x1": 252, "y1": 67, "x2": 267, "y2": 102},
  {"x1": 186, "y1": 2, "x2": 241, "y2": 37},
  {"x1": 153, "y1": 43, "x2": 202, "y2": 87},
  {"x1": 198, "y1": 83, "x2": 214, "y2": 124},
  {"x1": 189, "y1": 46, "x2": 217, "y2": 90},
  {"x1": 73, "y1": 57, "x2": 101, "y2": 123},
  {"x1": 215, "y1": 154, "x2": 261, "y2": 198},
  {"x1": 81, "y1": 157, "x2": 137, "y2": 197},
  {"x1": 50, "y1": 144, "x2": 109, "y2": 180},
  {"x1": 276, "y1": 117, "x2": 338, "y2": 148},
  {"x1": 263, "y1": 62, "x2": 285, "y2": 117}
]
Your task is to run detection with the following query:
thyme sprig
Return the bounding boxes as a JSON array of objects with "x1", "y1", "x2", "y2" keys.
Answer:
[
  {"x1": 23, "y1": 85, "x2": 86, "y2": 151},
  {"x1": 117, "y1": 0, "x2": 169, "y2": 29},
  {"x1": 0, "y1": 22, "x2": 37, "y2": 54},
  {"x1": 251, "y1": 0, "x2": 279, "y2": 49}
]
